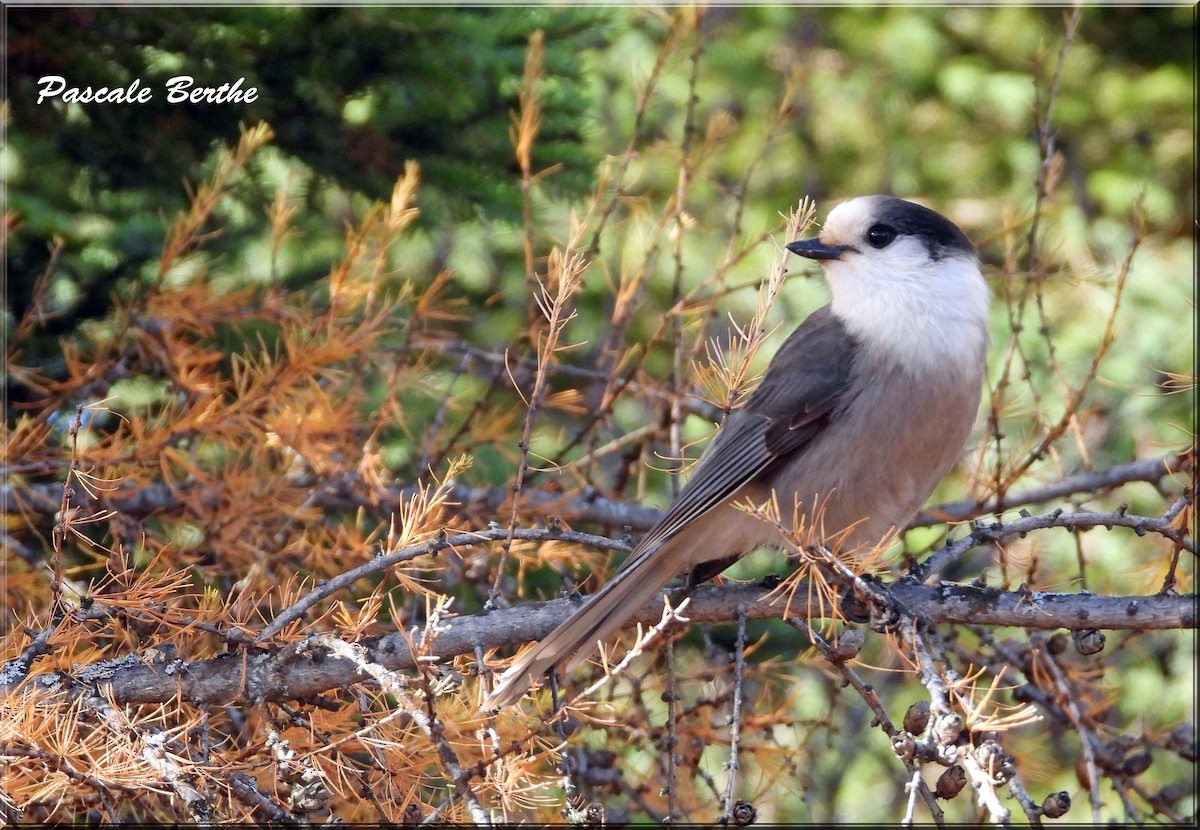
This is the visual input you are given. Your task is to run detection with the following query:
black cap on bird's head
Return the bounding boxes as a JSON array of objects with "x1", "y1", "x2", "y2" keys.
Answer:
[{"x1": 787, "y1": 196, "x2": 975, "y2": 263}]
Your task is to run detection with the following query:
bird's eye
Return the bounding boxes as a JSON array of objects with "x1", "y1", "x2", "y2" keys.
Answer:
[{"x1": 866, "y1": 224, "x2": 897, "y2": 249}]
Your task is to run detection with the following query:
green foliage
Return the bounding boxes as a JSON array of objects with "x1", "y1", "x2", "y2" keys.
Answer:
[{"x1": 6, "y1": 6, "x2": 605, "y2": 381}]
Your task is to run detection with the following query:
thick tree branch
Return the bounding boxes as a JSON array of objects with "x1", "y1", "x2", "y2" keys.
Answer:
[
  {"x1": 257, "y1": 526, "x2": 633, "y2": 641},
  {"x1": 6, "y1": 580, "x2": 1193, "y2": 708}
]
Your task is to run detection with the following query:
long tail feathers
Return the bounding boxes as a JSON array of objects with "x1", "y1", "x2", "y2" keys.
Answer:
[{"x1": 479, "y1": 540, "x2": 685, "y2": 712}]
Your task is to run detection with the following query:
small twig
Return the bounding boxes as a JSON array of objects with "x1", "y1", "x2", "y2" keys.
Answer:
[
  {"x1": 911, "y1": 450, "x2": 1192, "y2": 528},
  {"x1": 229, "y1": 771, "x2": 303, "y2": 826},
  {"x1": 904, "y1": 622, "x2": 951, "y2": 714},
  {"x1": 51, "y1": 404, "x2": 87, "y2": 614},
  {"x1": 1032, "y1": 637, "x2": 1104, "y2": 822},
  {"x1": 582, "y1": 16, "x2": 686, "y2": 262},
  {"x1": 13, "y1": 236, "x2": 65, "y2": 338},
  {"x1": 981, "y1": 6, "x2": 1082, "y2": 522},
  {"x1": 914, "y1": 505, "x2": 1195, "y2": 585},
  {"x1": 492, "y1": 250, "x2": 588, "y2": 604},
  {"x1": 418, "y1": 352, "x2": 472, "y2": 478},
  {"x1": 664, "y1": 8, "x2": 706, "y2": 496},
  {"x1": 514, "y1": 29, "x2": 543, "y2": 317},
  {"x1": 902, "y1": 770, "x2": 923, "y2": 826},
  {"x1": 798, "y1": 620, "x2": 944, "y2": 824},
  {"x1": 663, "y1": 631, "x2": 680, "y2": 823},
  {"x1": 576, "y1": 597, "x2": 693, "y2": 704},
  {"x1": 996, "y1": 194, "x2": 1145, "y2": 503},
  {"x1": 1159, "y1": 487, "x2": 1196, "y2": 593},
  {"x1": 718, "y1": 606, "x2": 748, "y2": 826},
  {"x1": 0, "y1": 624, "x2": 59, "y2": 685},
  {"x1": 1006, "y1": 772, "x2": 1045, "y2": 827},
  {"x1": 1026, "y1": 4, "x2": 1082, "y2": 276},
  {"x1": 959, "y1": 749, "x2": 1012, "y2": 824},
  {"x1": 301, "y1": 635, "x2": 492, "y2": 826}
]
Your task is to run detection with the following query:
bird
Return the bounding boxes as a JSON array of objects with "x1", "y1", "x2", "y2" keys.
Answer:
[{"x1": 481, "y1": 195, "x2": 990, "y2": 711}]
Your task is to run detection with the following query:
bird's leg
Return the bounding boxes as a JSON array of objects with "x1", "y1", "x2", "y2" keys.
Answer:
[{"x1": 686, "y1": 554, "x2": 741, "y2": 586}]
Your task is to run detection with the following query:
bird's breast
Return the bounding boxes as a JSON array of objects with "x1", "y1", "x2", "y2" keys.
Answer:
[{"x1": 748, "y1": 359, "x2": 983, "y2": 553}]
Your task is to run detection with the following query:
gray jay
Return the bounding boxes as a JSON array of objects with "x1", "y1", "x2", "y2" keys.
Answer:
[{"x1": 482, "y1": 195, "x2": 989, "y2": 711}]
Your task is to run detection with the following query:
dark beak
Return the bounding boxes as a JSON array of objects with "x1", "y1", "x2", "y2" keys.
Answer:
[{"x1": 786, "y1": 238, "x2": 849, "y2": 261}]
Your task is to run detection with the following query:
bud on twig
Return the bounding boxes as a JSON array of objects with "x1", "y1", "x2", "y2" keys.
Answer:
[
  {"x1": 931, "y1": 712, "x2": 964, "y2": 746},
  {"x1": 892, "y1": 731, "x2": 916, "y2": 763},
  {"x1": 903, "y1": 700, "x2": 931, "y2": 736},
  {"x1": 1073, "y1": 629, "x2": 1105, "y2": 655},
  {"x1": 1120, "y1": 749, "x2": 1152, "y2": 776},
  {"x1": 1167, "y1": 723, "x2": 1195, "y2": 761},
  {"x1": 731, "y1": 800, "x2": 757, "y2": 826},
  {"x1": 974, "y1": 738, "x2": 1015, "y2": 784},
  {"x1": 935, "y1": 765, "x2": 967, "y2": 799},
  {"x1": 831, "y1": 629, "x2": 865, "y2": 662},
  {"x1": 1154, "y1": 783, "x2": 1188, "y2": 809},
  {"x1": 1041, "y1": 790, "x2": 1070, "y2": 819},
  {"x1": 868, "y1": 600, "x2": 901, "y2": 633}
]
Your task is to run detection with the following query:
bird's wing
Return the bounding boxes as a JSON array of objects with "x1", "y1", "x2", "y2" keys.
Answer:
[
  {"x1": 478, "y1": 306, "x2": 859, "y2": 711},
  {"x1": 624, "y1": 305, "x2": 858, "y2": 558}
]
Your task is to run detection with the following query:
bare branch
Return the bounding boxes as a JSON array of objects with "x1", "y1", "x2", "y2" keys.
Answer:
[
  {"x1": 912, "y1": 450, "x2": 1193, "y2": 527},
  {"x1": 799, "y1": 622, "x2": 945, "y2": 824},
  {"x1": 9, "y1": 579, "x2": 1192, "y2": 709}
]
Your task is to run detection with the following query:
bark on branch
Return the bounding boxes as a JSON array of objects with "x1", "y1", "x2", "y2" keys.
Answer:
[{"x1": 8, "y1": 580, "x2": 1193, "y2": 708}]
